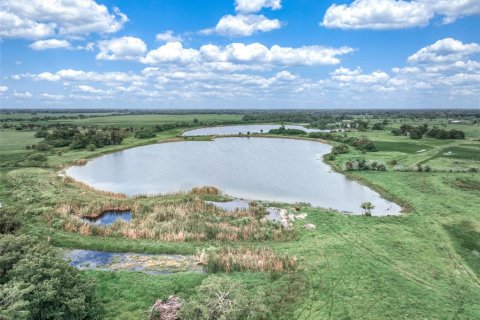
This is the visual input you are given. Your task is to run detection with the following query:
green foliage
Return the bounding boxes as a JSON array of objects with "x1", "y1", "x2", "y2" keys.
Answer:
[
  {"x1": 135, "y1": 128, "x2": 157, "y2": 139},
  {"x1": 179, "y1": 276, "x2": 268, "y2": 320},
  {"x1": 0, "y1": 208, "x2": 21, "y2": 234},
  {"x1": 426, "y1": 127, "x2": 465, "y2": 139},
  {"x1": 34, "y1": 129, "x2": 49, "y2": 138},
  {"x1": 27, "y1": 153, "x2": 47, "y2": 162},
  {"x1": 345, "y1": 159, "x2": 386, "y2": 171},
  {"x1": 268, "y1": 125, "x2": 306, "y2": 135},
  {"x1": 331, "y1": 143, "x2": 349, "y2": 155},
  {"x1": 0, "y1": 235, "x2": 103, "y2": 320},
  {"x1": 372, "y1": 122, "x2": 384, "y2": 130},
  {"x1": 352, "y1": 137, "x2": 377, "y2": 152}
]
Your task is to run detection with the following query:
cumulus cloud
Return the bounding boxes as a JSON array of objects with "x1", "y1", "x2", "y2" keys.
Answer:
[
  {"x1": 0, "y1": 85, "x2": 8, "y2": 93},
  {"x1": 155, "y1": 30, "x2": 182, "y2": 42},
  {"x1": 207, "y1": 14, "x2": 281, "y2": 37},
  {"x1": 205, "y1": 0, "x2": 282, "y2": 37},
  {"x1": 11, "y1": 37, "x2": 479, "y2": 108},
  {"x1": 235, "y1": 0, "x2": 281, "y2": 13},
  {"x1": 330, "y1": 67, "x2": 389, "y2": 83},
  {"x1": 142, "y1": 42, "x2": 200, "y2": 64},
  {"x1": 96, "y1": 36, "x2": 147, "y2": 61},
  {"x1": 30, "y1": 38, "x2": 70, "y2": 50},
  {"x1": 322, "y1": 0, "x2": 480, "y2": 30},
  {"x1": 407, "y1": 38, "x2": 480, "y2": 64},
  {"x1": 142, "y1": 42, "x2": 353, "y2": 67},
  {"x1": 0, "y1": 0, "x2": 128, "y2": 39}
]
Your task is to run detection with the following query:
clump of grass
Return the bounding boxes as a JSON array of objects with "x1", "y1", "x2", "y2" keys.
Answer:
[
  {"x1": 197, "y1": 246, "x2": 297, "y2": 272},
  {"x1": 190, "y1": 186, "x2": 221, "y2": 195}
]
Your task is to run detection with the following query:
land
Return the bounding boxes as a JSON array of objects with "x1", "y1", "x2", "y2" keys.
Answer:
[{"x1": 1, "y1": 110, "x2": 479, "y2": 319}]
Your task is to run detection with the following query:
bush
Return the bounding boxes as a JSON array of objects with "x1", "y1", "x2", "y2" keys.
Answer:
[
  {"x1": 0, "y1": 208, "x2": 21, "y2": 234},
  {"x1": 0, "y1": 235, "x2": 103, "y2": 319},
  {"x1": 331, "y1": 143, "x2": 349, "y2": 155},
  {"x1": 345, "y1": 159, "x2": 387, "y2": 171},
  {"x1": 135, "y1": 128, "x2": 157, "y2": 139},
  {"x1": 426, "y1": 127, "x2": 465, "y2": 139},
  {"x1": 372, "y1": 123, "x2": 384, "y2": 130},
  {"x1": 27, "y1": 153, "x2": 47, "y2": 162},
  {"x1": 34, "y1": 129, "x2": 49, "y2": 138},
  {"x1": 352, "y1": 137, "x2": 377, "y2": 152},
  {"x1": 179, "y1": 276, "x2": 268, "y2": 320},
  {"x1": 35, "y1": 141, "x2": 53, "y2": 152}
]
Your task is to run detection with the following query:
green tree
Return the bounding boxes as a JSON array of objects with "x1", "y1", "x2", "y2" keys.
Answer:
[
  {"x1": 0, "y1": 235, "x2": 103, "y2": 320},
  {"x1": 361, "y1": 202, "x2": 375, "y2": 216}
]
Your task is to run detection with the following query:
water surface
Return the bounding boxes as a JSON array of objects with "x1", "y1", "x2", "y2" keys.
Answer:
[
  {"x1": 66, "y1": 138, "x2": 401, "y2": 215},
  {"x1": 64, "y1": 249, "x2": 202, "y2": 274},
  {"x1": 183, "y1": 124, "x2": 326, "y2": 136},
  {"x1": 82, "y1": 211, "x2": 132, "y2": 225}
]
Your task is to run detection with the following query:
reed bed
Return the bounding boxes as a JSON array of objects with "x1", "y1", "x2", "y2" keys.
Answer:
[
  {"x1": 47, "y1": 197, "x2": 292, "y2": 242},
  {"x1": 197, "y1": 247, "x2": 297, "y2": 273}
]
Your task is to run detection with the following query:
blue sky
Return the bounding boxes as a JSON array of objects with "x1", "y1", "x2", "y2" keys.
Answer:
[{"x1": 1, "y1": 0, "x2": 479, "y2": 109}]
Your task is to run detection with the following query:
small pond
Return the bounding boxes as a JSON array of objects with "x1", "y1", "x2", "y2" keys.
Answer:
[
  {"x1": 82, "y1": 211, "x2": 132, "y2": 225},
  {"x1": 66, "y1": 137, "x2": 401, "y2": 215},
  {"x1": 64, "y1": 249, "x2": 203, "y2": 274},
  {"x1": 183, "y1": 124, "x2": 327, "y2": 136}
]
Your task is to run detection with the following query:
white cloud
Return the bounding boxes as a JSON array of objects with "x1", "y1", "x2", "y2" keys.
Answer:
[
  {"x1": 155, "y1": 30, "x2": 182, "y2": 42},
  {"x1": 0, "y1": 0, "x2": 128, "y2": 39},
  {"x1": 0, "y1": 86, "x2": 8, "y2": 93},
  {"x1": 330, "y1": 67, "x2": 390, "y2": 83},
  {"x1": 30, "y1": 38, "x2": 70, "y2": 50},
  {"x1": 142, "y1": 42, "x2": 353, "y2": 67},
  {"x1": 13, "y1": 91, "x2": 32, "y2": 98},
  {"x1": 235, "y1": 0, "x2": 281, "y2": 13},
  {"x1": 96, "y1": 36, "x2": 147, "y2": 61},
  {"x1": 209, "y1": 14, "x2": 281, "y2": 37},
  {"x1": 142, "y1": 42, "x2": 200, "y2": 64},
  {"x1": 205, "y1": 0, "x2": 282, "y2": 37},
  {"x1": 41, "y1": 93, "x2": 64, "y2": 100},
  {"x1": 407, "y1": 38, "x2": 480, "y2": 64},
  {"x1": 16, "y1": 69, "x2": 142, "y2": 85},
  {"x1": 322, "y1": 0, "x2": 480, "y2": 30}
]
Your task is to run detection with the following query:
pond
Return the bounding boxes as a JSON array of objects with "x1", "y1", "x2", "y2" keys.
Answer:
[
  {"x1": 66, "y1": 137, "x2": 401, "y2": 215},
  {"x1": 183, "y1": 124, "x2": 327, "y2": 136},
  {"x1": 82, "y1": 211, "x2": 132, "y2": 225},
  {"x1": 64, "y1": 249, "x2": 203, "y2": 274}
]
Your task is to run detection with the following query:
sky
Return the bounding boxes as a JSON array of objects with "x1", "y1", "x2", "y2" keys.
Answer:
[{"x1": 0, "y1": 0, "x2": 479, "y2": 109}]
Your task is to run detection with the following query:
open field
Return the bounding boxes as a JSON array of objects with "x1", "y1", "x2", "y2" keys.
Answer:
[{"x1": 1, "y1": 110, "x2": 479, "y2": 319}]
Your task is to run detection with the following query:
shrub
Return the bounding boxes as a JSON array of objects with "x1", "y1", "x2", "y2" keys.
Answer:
[
  {"x1": 345, "y1": 159, "x2": 386, "y2": 171},
  {"x1": 331, "y1": 143, "x2": 349, "y2": 155},
  {"x1": 34, "y1": 129, "x2": 49, "y2": 138},
  {"x1": 372, "y1": 123, "x2": 384, "y2": 130},
  {"x1": 135, "y1": 128, "x2": 157, "y2": 139},
  {"x1": 0, "y1": 208, "x2": 21, "y2": 234},
  {"x1": 35, "y1": 141, "x2": 53, "y2": 152},
  {"x1": 27, "y1": 153, "x2": 47, "y2": 162},
  {"x1": 0, "y1": 235, "x2": 103, "y2": 319},
  {"x1": 179, "y1": 276, "x2": 268, "y2": 320},
  {"x1": 352, "y1": 137, "x2": 377, "y2": 152}
]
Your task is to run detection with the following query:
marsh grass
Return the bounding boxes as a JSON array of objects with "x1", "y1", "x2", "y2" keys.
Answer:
[
  {"x1": 41, "y1": 179, "x2": 292, "y2": 242},
  {"x1": 198, "y1": 246, "x2": 297, "y2": 273}
]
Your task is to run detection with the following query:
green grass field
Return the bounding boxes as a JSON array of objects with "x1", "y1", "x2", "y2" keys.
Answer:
[{"x1": 1, "y1": 112, "x2": 479, "y2": 319}]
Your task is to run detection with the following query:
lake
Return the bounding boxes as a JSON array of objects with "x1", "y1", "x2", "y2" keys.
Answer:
[
  {"x1": 183, "y1": 124, "x2": 328, "y2": 136},
  {"x1": 66, "y1": 137, "x2": 401, "y2": 215}
]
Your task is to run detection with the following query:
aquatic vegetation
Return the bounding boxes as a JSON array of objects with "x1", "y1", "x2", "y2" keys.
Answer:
[{"x1": 198, "y1": 247, "x2": 297, "y2": 273}]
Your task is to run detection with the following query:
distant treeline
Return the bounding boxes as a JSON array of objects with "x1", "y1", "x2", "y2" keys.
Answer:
[{"x1": 392, "y1": 124, "x2": 465, "y2": 140}]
